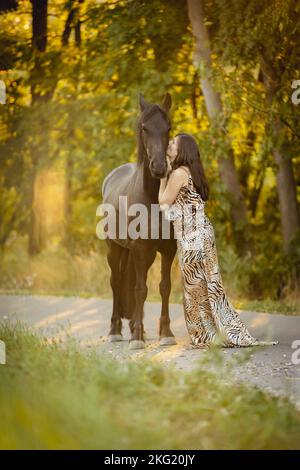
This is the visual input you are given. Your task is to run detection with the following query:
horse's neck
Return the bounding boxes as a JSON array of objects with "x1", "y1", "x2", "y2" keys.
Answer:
[
  {"x1": 136, "y1": 141, "x2": 159, "y2": 202},
  {"x1": 140, "y1": 161, "x2": 159, "y2": 203}
]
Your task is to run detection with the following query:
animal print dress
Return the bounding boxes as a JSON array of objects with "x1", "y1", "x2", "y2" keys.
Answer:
[{"x1": 163, "y1": 169, "x2": 278, "y2": 348}]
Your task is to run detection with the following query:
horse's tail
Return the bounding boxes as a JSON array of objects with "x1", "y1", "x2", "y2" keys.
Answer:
[{"x1": 119, "y1": 248, "x2": 136, "y2": 320}]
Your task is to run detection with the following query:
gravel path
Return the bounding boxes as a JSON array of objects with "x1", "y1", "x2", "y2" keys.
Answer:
[{"x1": 0, "y1": 294, "x2": 299, "y2": 408}]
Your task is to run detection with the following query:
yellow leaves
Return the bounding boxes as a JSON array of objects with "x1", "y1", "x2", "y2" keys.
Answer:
[
  {"x1": 140, "y1": 17, "x2": 147, "y2": 28},
  {"x1": 108, "y1": 3, "x2": 117, "y2": 10},
  {"x1": 74, "y1": 128, "x2": 85, "y2": 140},
  {"x1": 120, "y1": 44, "x2": 130, "y2": 54},
  {"x1": 138, "y1": 47, "x2": 155, "y2": 62},
  {"x1": 223, "y1": 65, "x2": 235, "y2": 74},
  {"x1": 146, "y1": 48, "x2": 155, "y2": 60}
]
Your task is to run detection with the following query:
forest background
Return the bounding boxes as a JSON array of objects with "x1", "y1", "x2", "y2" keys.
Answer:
[{"x1": 0, "y1": 0, "x2": 299, "y2": 314}]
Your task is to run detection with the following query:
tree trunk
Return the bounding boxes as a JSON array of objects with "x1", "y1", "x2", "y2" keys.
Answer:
[
  {"x1": 272, "y1": 119, "x2": 300, "y2": 255},
  {"x1": 61, "y1": 1, "x2": 83, "y2": 249},
  {"x1": 28, "y1": 0, "x2": 48, "y2": 256},
  {"x1": 187, "y1": 0, "x2": 249, "y2": 253},
  {"x1": 0, "y1": 1, "x2": 18, "y2": 13},
  {"x1": 259, "y1": 53, "x2": 300, "y2": 256}
]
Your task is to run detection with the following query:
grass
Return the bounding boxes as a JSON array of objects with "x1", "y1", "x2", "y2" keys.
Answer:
[
  {"x1": 236, "y1": 298, "x2": 300, "y2": 316},
  {"x1": 0, "y1": 321, "x2": 300, "y2": 450}
]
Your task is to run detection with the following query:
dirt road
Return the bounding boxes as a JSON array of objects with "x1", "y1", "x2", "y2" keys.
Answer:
[{"x1": 0, "y1": 294, "x2": 299, "y2": 408}]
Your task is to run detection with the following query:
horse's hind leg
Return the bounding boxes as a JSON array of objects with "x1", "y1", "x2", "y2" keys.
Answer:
[
  {"x1": 106, "y1": 239, "x2": 124, "y2": 342},
  {"x1": 159, "y1": 245, "x2": 177, "y2": 346}
]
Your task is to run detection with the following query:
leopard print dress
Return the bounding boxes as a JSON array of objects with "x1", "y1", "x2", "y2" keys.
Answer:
[{"x1": 163, "y1": 169, "x2": 278, "y2": 348}]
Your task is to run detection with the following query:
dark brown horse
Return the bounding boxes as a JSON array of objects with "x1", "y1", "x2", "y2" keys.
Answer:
[{"x1": 101, "y1": 93, "x2": 177, "y2": 349}]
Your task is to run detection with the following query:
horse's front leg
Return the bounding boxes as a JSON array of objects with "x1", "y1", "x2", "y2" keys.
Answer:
[
  {"x1": 159, "y1": 246, "x2": 177, "y2": 346},
  {"x1": 106, "y1": 239, "x2": 124, "y2": 342},
  {"x1": 129, "y1": 247, "x2": 156, "y2": 350}
]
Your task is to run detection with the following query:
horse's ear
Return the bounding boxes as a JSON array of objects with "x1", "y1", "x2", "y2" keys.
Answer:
[
  {"x1": 139, "y1": 93, "x2": 149, "y2": 112},
  {"x1": 161, "y1": 92, "x2": 172, "y2": 112}
]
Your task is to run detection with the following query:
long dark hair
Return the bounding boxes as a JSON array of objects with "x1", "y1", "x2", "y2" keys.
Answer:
[{"x1": 171, "y1": 133, "x2": 209, "y2": 201}]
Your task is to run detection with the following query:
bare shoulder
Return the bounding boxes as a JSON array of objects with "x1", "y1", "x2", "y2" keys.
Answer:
[{"x1": 170, "y1": 167, "x2": 189, "y2": 180}]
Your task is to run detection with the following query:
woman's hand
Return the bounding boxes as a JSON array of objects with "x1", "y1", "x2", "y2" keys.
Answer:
[
  {"x1": 166, "y1": 156, "x2": 173, "y2": 176},
  {"x1": 159, "y1": 157, "x2": 174, "y2": 204}
]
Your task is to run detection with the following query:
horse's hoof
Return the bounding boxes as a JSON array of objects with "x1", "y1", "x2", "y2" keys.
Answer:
[
  {"x1": 108, "y1": 334, "x2": 123, "y2": 342},
  {"x1": 129, "y1": 340, "x2": 145, "y2": 350},
  {"x1": 159, "y1": 336, "x2": 177, "y2": 346}
]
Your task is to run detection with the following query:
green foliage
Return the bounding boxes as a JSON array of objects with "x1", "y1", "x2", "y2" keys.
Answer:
[
  {"x1": 0, "y1": 0, "x2": 299, "y2": 299},
  {"x1": 0, "y1": 235, "x2": 299, "y2": 314}
]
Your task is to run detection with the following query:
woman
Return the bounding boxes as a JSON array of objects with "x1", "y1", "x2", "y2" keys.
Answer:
[{"x1": 159, "y1": 133, "x2": 278, "y2": 348}]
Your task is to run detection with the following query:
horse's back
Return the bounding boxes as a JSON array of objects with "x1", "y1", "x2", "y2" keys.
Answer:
[{"x1": 102, "y1": 162, "x2": 137, "y2": 202}]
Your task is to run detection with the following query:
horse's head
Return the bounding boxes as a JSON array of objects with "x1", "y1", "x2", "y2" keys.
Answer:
[{"x1": 138, "y1": 93, "x2": 172, "y2": 179}]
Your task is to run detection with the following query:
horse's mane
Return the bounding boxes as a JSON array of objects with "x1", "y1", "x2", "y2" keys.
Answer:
[{"x1": 136, "y1": 104, "x2": 170, "y2": 165}]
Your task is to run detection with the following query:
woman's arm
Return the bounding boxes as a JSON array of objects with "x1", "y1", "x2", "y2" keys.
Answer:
[
  {"x1": 158, "y1": 176, "x2": 168, "y2": 204},
  {"x1": 158, "y1": 168, "x2": 187, "y2": 206}
]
